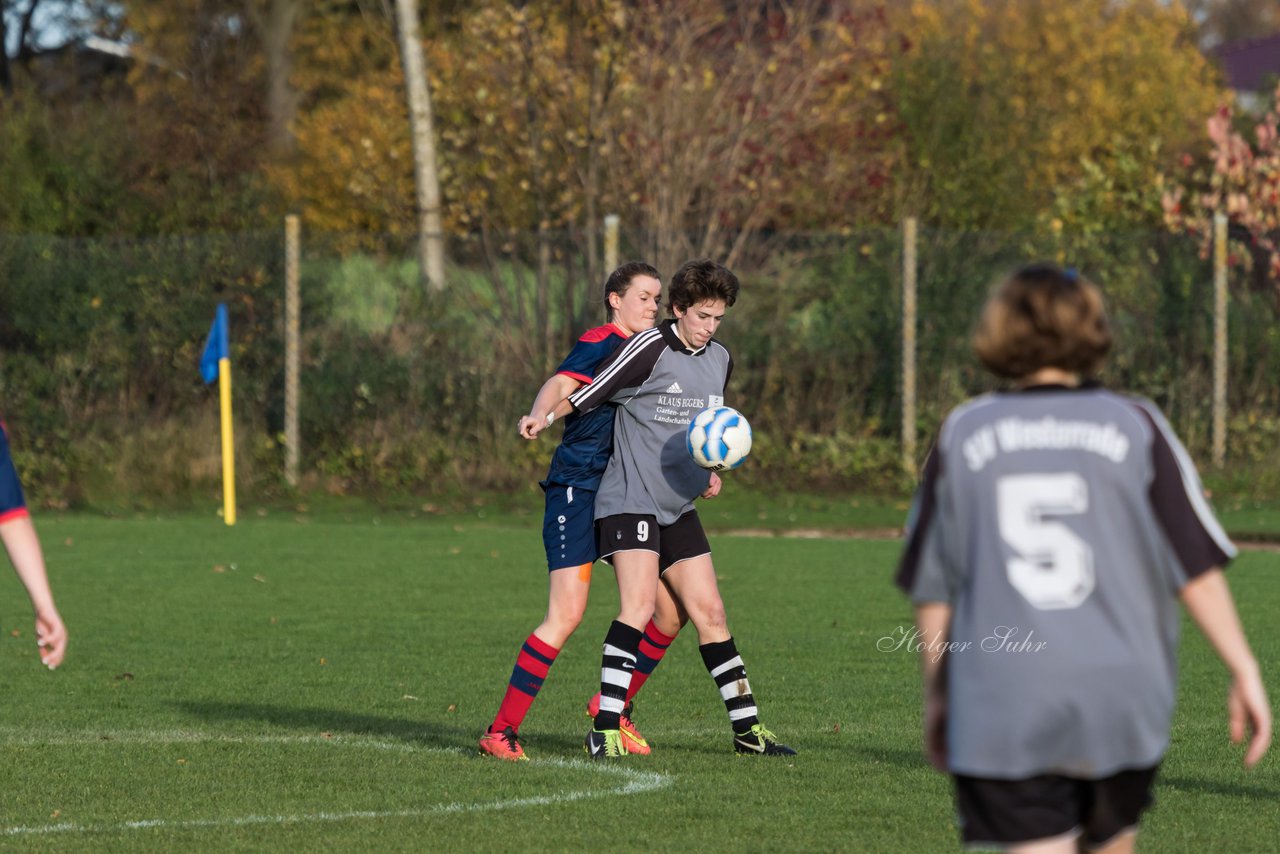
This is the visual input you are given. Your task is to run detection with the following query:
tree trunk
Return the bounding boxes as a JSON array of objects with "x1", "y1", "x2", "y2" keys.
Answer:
[
  {"x1": 0, "y1": 9, "x2": 11, "y2": 95},
  {"x1": 260, "y1": 0, "x2": 300, "y2": 156},
  {"x1": 393, "y1": 0, "x2": 446, "y2": 291}
]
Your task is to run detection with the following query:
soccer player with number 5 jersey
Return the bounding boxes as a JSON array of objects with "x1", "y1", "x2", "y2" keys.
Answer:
[{"x1": 896, "y1": 264, "x2": 1270, "y2": 852}]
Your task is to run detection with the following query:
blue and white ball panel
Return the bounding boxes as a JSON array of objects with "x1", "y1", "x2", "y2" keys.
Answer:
[
  {"x1": 686, "y1": 406, "x2": 753, "y2": 471},
  {"x1": 0, "y1": 424, "x2": 28, "y2": 522},
  {"x1": 541, "y1": 485, "x2": 598, "y2": 571}
]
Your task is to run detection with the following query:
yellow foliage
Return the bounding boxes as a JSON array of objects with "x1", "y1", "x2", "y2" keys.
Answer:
[{"x1": 894, "y1": 0, "x2": 1226, "y2": 229}]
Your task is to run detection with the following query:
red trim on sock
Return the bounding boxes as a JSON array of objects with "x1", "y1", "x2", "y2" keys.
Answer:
[
  {"x1": 526, "y1": 633, "x2": 560, "y2": 661},
  {"x1": 644, "y1": 621, "x2": 677, "y2": 646}
]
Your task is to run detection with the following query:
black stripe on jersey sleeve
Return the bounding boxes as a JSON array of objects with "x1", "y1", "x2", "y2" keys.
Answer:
[
  {"x1": 1135, "y1": 405, "x2": 1233, "y2": 580},
  {"x1": 568, "y1": 327, "x2": 664, "y2": 415},
  {"x1": 895, "y1": 446, "x2": 942, "y2": 593}
]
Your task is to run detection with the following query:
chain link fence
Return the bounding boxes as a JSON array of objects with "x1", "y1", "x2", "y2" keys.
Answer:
[{"x1": 1, "y1": 224, "x2": 1275, "y2": 507}]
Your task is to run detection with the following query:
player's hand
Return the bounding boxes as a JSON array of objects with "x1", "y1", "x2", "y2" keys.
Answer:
[
  {"x1": 518, "y1": 415, "x2": 544, "y2": 440},
  {"x1": 1228, "y1": 668, "x2": 1271, "y2": 767},
  {"x1": 35, "y1": 607, "x2": 67, "y2": 670},
  {"x1": 923, "y1": 693, "x2": 948, "y2": 771},
  {"x1": 701, "y1": 473, "x2": 722, "y2": 499}
]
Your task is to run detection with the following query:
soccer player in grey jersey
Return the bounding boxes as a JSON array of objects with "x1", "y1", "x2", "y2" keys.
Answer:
[
  {"x1": 897, "y1": 264, "x2": 1270, "y2": 853},
  {"x1": 569, "y1": 259, "x2": 795, "y2": 758}
]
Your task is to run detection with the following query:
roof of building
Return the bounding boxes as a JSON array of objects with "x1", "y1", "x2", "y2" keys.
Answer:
[{"x1": 1214, "y1": 32, "x2": 1280, "y2": 92}]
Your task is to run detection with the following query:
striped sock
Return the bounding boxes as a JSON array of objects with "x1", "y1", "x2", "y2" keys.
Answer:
[
  {"x1": 699, "y1": 637, "x2": 760, "y2": 733},
  {"x1": 491, "y1": 633, "x2": 559, "y2": 733},
  {"x1": 626, "y1": 619, "x2": 676, "y2": 702},
  {"x1": 594, "y1": 620, "x2": 642, "y2": 731}
]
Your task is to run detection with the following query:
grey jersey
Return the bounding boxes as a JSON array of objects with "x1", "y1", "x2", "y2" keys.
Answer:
[
  {"x1": 896, "y1": 385, "x2": 1235, "y2": 780},
  {"x1": 568, "y1": 319, "x2": 732, "y2": 524}
]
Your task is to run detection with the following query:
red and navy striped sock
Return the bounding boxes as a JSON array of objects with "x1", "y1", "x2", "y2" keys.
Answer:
[
  {"x1": 490, "y1": 633, "x2": 559, "y2": 733},
  {"x1": 625, "y1": 619, "x2": 676, "y2": 702}
]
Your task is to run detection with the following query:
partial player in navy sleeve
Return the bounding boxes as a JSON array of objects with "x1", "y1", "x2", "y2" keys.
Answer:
[
  {"x1": 0, "y1": 422, "x2": 68, "y2": 671},
  {"x1": 479, "y1": 262, "x2": 685, "y2": 762},
  {"x1": 895, "y1": 264, "x2": 1269, "y2": 853}
]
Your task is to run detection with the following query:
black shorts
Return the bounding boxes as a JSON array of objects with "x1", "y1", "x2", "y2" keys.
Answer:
[
  {"x1": 596, "y1": 511, "x2": 711, "y2": 574},
  {"x1": 955, "y1": 766, "x2": 1158, "y2": 851}
]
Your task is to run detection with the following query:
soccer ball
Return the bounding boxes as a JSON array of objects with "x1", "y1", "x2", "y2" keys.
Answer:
[{"x1": 686, "y1": 406, "x2": 753, "y2": 471}]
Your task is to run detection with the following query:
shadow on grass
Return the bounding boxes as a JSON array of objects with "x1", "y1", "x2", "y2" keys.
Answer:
[
  {"x1": 1159, "y1": 775, "x2": 1280, "y2": 800},
  {"x1": 173, "y1": 700, "x2": 477, "y2": 752}
]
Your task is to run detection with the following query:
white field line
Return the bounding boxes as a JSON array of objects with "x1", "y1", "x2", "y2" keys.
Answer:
[{"x1": 0, "y1": 731, "x2": 672, "y2": 838}]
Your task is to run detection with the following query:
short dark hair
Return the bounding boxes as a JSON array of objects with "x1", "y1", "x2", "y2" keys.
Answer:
[
  {"x1": 973, "y1": 263, "x2": 1112, "y2": 380},
  {"x1": 603, "y1": 261, "x2": 661, "y2": 320},
  {"x1": 667, "y1": 259, "x2": 740, "y2": 315}
]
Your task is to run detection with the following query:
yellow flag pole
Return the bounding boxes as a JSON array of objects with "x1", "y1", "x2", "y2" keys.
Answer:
[{"x1": 218, "y1": 356, "x2": 236, "y2": 526}]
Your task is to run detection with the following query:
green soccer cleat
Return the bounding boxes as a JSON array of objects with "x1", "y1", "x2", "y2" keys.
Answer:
[
  {"x1": 584, "y1": 728, "x2": 629, "y2": 759},
  {"x1": 733, "y1": 724, "x2": 797, "y2": 756},
  {"x1": 586, "y1": 695, "x2": 651, "y2": 755}
]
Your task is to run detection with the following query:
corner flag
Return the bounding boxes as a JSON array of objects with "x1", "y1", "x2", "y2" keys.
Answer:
[
  {"x1": 200, "y1": 304, "x2": 236, "y2": 526},
  {"x1": 200, "y1": 304, "x2": 229, "y2": 383}
]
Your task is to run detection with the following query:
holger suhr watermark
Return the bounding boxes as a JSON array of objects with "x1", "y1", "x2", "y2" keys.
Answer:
[{"x1": 877, "y1": 626, "x2": 1048, "y2": 663}]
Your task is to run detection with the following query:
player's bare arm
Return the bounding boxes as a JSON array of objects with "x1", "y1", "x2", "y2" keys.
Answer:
[
  {"x1": 915, "y1": 601, "x2": 951, "y2": 772},
  {"x1": 1180, "y1": 569, "x2": 1272, "y2": 767},
  {"x1": 519, "y1": 373, "x2": 583, "y2": 439},
  {"x1": 0, "y1": 515, "x2": 67, "y2": 669}
]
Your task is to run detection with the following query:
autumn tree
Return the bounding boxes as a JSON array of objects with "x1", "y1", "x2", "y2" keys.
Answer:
[
  {"x1": 266, "y1": 5, "x2": 412, "y2": 235},
  {"x1": 122, "y1": 2, "x2": 281, "y2": 231},
  {"x1": 890, "y1": 0, "x2": 1225, "y2": 232},
  {"x1": 1163, "y1": 83, "x2": 1280, "y2": 296},
  {"x1": 1185, "y1": 0, "x2": 1280, "y2": 49},
  {"x1": 609, "y1": 0, "x2": 900, "y2": 274}
]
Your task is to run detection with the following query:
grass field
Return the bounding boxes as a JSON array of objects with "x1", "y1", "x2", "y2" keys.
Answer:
[{"x1": 0, "y1": 505, "x2": 1277, "y2": 852}]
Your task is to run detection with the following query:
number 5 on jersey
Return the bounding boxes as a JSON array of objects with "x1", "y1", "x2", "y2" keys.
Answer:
[{"x1": 997, "y1": 473, "x2": 1095, "y2": 610}]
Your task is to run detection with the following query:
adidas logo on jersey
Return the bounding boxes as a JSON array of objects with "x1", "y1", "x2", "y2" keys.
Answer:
[{"x1": 665, "y1": 382, "x2": 683, "y2": 394}]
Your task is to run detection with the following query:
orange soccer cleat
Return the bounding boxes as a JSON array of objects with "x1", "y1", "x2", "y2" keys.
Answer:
[{"x1": 479, "y1": 725, "x2": 529, "y2": 762}]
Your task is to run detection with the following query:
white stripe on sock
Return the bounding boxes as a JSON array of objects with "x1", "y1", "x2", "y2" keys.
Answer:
[
  {"x1": 598, "y1": 696, "x2": 626, "y2": 715},
  {"x1": 709, "y1": 656, "x2": 744, "y2": 679},
  {"x1": 602, "y1": 670, "x2": 632, "y2": 689}
]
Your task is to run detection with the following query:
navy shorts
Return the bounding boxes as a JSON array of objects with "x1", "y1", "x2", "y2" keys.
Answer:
[
  {"x1": 542, "y1": 484, "x2": 597, "y2": 571},
  {"x1": 955, "y1": 766, "x2": 1158, "y2": 851}
]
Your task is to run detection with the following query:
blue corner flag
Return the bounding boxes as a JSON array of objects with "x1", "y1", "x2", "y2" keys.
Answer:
[{"x1": 200, "y1": 304, "x2": 229, "y2": 384}]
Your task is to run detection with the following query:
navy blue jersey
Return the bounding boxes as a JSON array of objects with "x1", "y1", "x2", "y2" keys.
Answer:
[
  {"x1": 0, "y1": 423, "x2": 29, "y2": 522},
  {"x1": 541, "y1": 323, "x2": 631, "y2": 491}
]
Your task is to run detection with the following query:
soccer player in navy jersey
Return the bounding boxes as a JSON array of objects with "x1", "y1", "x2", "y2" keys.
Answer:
[
  {"x1": 896, "y1": 264, "x2": 1270, "y2": 852},
  {"x1": 479, "y1": 262, "x2": 686, "y2": 761},
  {"x1": 569, "y1": 259, "x2": 795, "y2": 758},
  {"x1": 0, "y1": 422, "x2": 68, "y2": 671}
]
